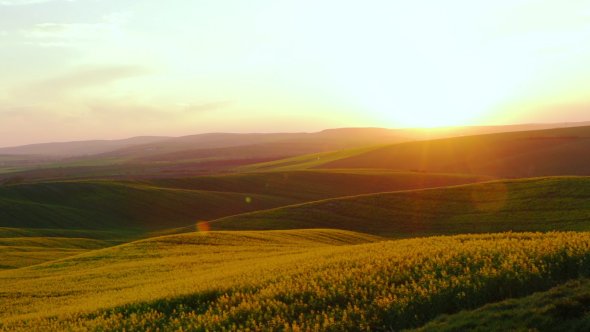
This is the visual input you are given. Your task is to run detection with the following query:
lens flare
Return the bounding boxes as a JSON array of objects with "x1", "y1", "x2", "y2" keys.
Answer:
[{"x1": 197, "y1": 221, "x2": 210, "y2": 234}]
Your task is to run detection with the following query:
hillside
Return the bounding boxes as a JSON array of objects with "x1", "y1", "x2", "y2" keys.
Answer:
[
  {"x1": 315, "y1": 126, "x2": 590, "y2": 178},
  {"x1": 234, "y1": 145, "x2": 384, "y2": 172},
  {"x1": 0, "y1": 170, "x2": 487, "y2": 232},
  {"x1": 238, "y1": 126, "x2": 590, "y2": 178},
  {"x1": 0, "y1": 136, "x2": 170, "y2": 156},
  {"x1": 412, "y1": 278, "x2": 590, "y2": 331},
  {"x1": 0, "y1": 229, "x2": 383, "y2": 324},
  {"x1": 2, "y1": 231, "x2": 590, "y2": 331},
  {"x1": 0, "y1": 237, "x2": 118, "y2": 269},
  {"x1": 207, "y1": 176, "x2": 590, "y2": 237}
]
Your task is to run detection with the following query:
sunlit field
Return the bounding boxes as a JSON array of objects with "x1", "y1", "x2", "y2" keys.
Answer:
[{"x1": 1, "y1": 231, "x2": 589, "y2": 331}]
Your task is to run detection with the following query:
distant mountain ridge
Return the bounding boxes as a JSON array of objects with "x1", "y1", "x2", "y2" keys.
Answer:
[
  {"x1": 2, "y1": 121, "x2": 590, "y2": 157},
  {"x1": 0, "y1": 136, "x2": 171, "y2": 156}
]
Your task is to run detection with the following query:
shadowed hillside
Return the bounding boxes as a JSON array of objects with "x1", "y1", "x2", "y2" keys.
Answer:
[
  {"x1": 410, "y1": 278, "x2": 590, "y2": 331},
  {"x1": 207, "y1": 176, "x2": 590, "y2": 237},
  {"x1": 0, "y1": 170, "x2": 487, "y2": 232}
]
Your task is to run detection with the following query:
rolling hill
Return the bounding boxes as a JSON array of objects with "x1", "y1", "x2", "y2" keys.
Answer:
[
  {"x1": 0, "y1": 170, "x2": 487, "y2": 232},
  {"x1": 239, "y1": 125, "x2": 590, "y2": 178},
  {"x1": 0, "y1": 136, "x2": 170, "y2": 156},
  {"x1": 206, "y1": 176, "x2": 590, "y2": 237},
  {"x1": 110, "y1": 123, "x2": 590, "y2": 163},
  {"x1": 2, "y1": 231, "x2": 589, "y2": 331},
  {"x1": 411, "y1": 278, "x2": 590, "y2": 331}
]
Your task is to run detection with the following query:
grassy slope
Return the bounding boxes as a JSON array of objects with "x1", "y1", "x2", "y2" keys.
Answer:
[
  {"x1": 314, "y1": 126, "x2": 590, "y2": 178},
  {"x1": 0, "y1": 229, "x2": 128, "y2": 270},
  {"x1": 208, "y1": 176, "x2": 590, "y2": 237},
  {"x1": 0, "y1": 237, "x2": 117, "y2": 270},
  {"x1": 0, "y1": 170, "x2": 484, "y2": 269},
  {"x1": 0, "y1": 170, "x2": 487, "y2": 232},
  {"x1": 0, "y1": 229, "x2": 383, "y2": 323},
  {"x1": 233, "y1": 145, "x2": 383, "y2": 172},
  {"x1": 2, "y1": 232, "x2": 590, "y2": 331},
  {"x1": 411, "y1": 278, "x2": 590, "y2": 332},
  {"x1": 0, "y1": 227, "x2": 135, "y2": 240}
]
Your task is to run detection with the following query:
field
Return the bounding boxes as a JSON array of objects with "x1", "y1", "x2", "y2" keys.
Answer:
[
  {"x1": 4, "y1": 127, "x2": 590, "y2": 331},
  {"x1": 1, "y1": 231, "x2": 590, "y2": 331},
  {"x1": 0, "y1": 170, "x2": 487, "y2": 232},
  {"x1": 207, "y1": 176, "x2": 590, "y2": 237},
  {"x1": 0, "y1": 170, "x2": 486, "y2": 270}
]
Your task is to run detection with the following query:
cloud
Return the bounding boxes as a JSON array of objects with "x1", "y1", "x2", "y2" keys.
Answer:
[
  {"x1": 176, "y1": 101, "x2": 235, "y2": 113},
  {"x1": 10, "y1": 64, "x2": 153, "y2": 101},
  {"x1": 22, "y1": 12, "x2": 130, "y2": 39}
]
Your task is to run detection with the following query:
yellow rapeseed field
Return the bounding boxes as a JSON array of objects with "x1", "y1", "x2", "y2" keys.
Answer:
[{"x1": 1, "y1": 230, "x2": 589, "y2": 331}]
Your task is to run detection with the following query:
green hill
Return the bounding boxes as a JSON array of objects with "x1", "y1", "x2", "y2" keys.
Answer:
[
  {"x1": 207, "y1": 176, "x2": 590, "y2": 237},
  {"x1": 0, "y1": 170, "x2": 487, "y2": 232}
]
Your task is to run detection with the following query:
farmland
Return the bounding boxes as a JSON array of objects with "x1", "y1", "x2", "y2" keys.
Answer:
[
  {"x1": 0, "y1": 170, "x2": 488, "y2": 232},
  {"x1": 4, "y1": 0, "x2": 590, "y2": 328},
  {"x1": 1, "y1": 231, "x2": 590, "y2": 331},
  {"x1": 207, "y1": 176, "x2": 590, "y2": 237},
  {"x1": 3, "y1": 128, "x2": 590, "y2": 331},
  {"x1": 0, "y1": 169, "x2": 486, "y2": 270}
]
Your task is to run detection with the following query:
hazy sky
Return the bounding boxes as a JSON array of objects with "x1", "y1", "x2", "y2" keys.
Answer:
[{"x1": 1, "y1": 0, "x2": 590, "y2": 147}]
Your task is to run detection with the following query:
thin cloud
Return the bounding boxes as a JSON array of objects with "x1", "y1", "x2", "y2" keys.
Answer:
[
  {"x1": 177, "y1": 101, "x2": 235, "y2": 113},
  {"x1": 10, "y1": 64, "x2": 154, "y2": 101},
  {"x1": 22, "y1": 12, "x2": 130, "y2": 39}
]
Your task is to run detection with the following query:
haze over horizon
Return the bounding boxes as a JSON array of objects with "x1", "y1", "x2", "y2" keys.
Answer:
[{"x1": 2, "y1": 0, "x2": 590, "y2": 147}]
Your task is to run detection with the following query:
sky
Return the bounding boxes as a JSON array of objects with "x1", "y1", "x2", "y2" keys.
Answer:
[{"x1": 1, "y1": 0, "x2": 590, "y2": 147}]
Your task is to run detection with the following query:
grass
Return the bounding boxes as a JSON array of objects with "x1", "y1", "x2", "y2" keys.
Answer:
[
  {"x1": 0, "y1": 170, "x2": 487, "y2": 232},
  {"x1": 0, "y1": 227, "x2": 136, "y2": 240},
  {"x1": 2, "y1": 231, "x2": 590, "y2": 331},
  {"x1": 233, "y1": 145, "x2": 384, "y2": 172},
  {"x1": 0, "y1": 229, "x2": 129, "y2": 269},
  {"x1": 0, "y1": 229, "x2": 382, "y2": 325},
  {"x1": 0, "y1": 169, "x2": 486, "y2": 270},
  {"x1": 410, "y1": 278, "x2": 590, "y2": 332},
  {"x1": 0, "y1": 237, "x2": 117, "y2": 269},
  {"x1": 207, "y1": 176, "x2": 590, "y2": 237}
]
